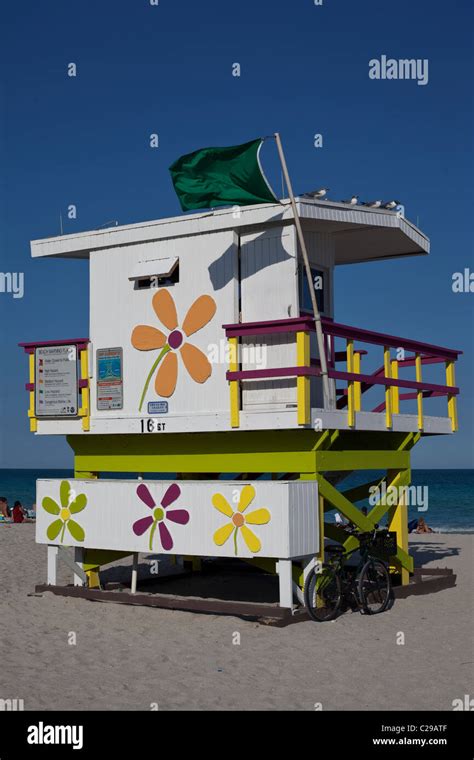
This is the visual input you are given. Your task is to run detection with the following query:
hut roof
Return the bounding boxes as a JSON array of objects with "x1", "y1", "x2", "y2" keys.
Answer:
[{"x1": 30, "y1": 197, "x2": 429, "y2": 266}]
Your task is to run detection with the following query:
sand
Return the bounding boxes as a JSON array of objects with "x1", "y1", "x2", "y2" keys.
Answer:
[{"x1": 0, "y1": 525, "x2": 472, "y2": 711}]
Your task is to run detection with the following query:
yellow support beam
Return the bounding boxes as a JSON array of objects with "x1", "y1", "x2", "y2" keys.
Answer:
[
  {"x1": 28, "y1": 353, "x2": 37, "y2": 432},
  {"x1": 391, "y1": 359, "x2": 400, "y2": 414},
  {"x1": 415, "y1": 353, "x2": 423, "y2": 431},
  {"x1": 228, "y1": 337, "x2": 240, "y2": 428},
  {"x1": 353, "y1": 351, "x2": 362, "y2": 411},
  {"x1": 318, "y1": 493, "x2": 325, "y2": 565},
  {"x1": 296, "y1": 331, "x2": 311, "y2": 425},
  {"x1": 347, "y1": 339, "x2": 355, "y2": 428},
  {"x1": 78, "y1": 347, "x2": 90, "y2": 432},
  {"x1": 321, "y1": 466, "x2": 414, "y2": 582},
  {"x1": 387, "y1": 473, "x2": 411, "y2": 585},
  {"x1": 85, "y1": 570, "x2": 101, "y2": 589},
  {"x1": 83, "y1": 547, "x2": 131, "y2": 588},
  {"x1": 183, "y1": 556, "x2": 202, "y2": 571},
  {"x1": 446, "y1": 360, "x2": 458, "y2": 432},
  {"x1": 383, "y1": 346, "x2": 392, "y2": 429}
]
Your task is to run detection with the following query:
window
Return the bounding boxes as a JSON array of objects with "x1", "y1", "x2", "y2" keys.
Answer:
[
  {"x1": 136, "y1": 265, "x2": 180, "y2": 289},
  {"x1": 299, "y1": 266, "x2": 326, "y2": 314},
  {"x1": 129, "y1": 257, "x2": 179, "y2": 289}
]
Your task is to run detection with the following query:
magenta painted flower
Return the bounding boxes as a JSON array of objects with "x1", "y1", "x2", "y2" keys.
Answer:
[{"x1": 132, "y1": 483, "x2": 189, "y2": 551}]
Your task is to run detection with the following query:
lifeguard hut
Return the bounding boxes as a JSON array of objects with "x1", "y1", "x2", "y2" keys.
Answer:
[{"x1": 20, "y1": 195, "x2": 461, "y2": 615}]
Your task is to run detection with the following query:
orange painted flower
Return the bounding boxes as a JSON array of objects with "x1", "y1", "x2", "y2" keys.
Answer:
[{"x1": 132, "y1": 290, "x2": 216, "y2": 410}]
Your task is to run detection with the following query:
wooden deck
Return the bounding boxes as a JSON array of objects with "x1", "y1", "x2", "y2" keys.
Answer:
[{"x1": 34, "y1": 565, "x2": 456, "y2": 627}]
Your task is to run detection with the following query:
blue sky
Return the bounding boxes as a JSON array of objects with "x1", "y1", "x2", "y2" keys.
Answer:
[{"x1": 0, "y1": 0, "x2": 472, "y2": 468}]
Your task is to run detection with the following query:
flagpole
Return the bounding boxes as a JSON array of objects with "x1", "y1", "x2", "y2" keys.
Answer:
[{"x1": 273, "y1": 132, "x2": 331, "y2": 409}]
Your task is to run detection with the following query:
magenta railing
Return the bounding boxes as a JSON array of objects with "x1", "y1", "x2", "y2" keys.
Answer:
[{"x1": 222, "y1": 316, "x2": 461, "y2": 430}]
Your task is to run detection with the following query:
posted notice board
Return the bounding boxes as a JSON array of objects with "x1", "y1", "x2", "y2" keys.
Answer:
[{"x1": 35, "y1": 345, "x2": 79, "y2": 417}]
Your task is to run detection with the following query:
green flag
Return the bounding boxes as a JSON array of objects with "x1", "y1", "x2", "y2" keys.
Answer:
[{"x1": 169, "y1": 138, "x2": 278, "y2": 212}]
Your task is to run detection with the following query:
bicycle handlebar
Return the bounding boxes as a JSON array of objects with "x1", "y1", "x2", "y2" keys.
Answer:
[{"x1": 346, "y1": 523, "x2": 384, "y2": 540}]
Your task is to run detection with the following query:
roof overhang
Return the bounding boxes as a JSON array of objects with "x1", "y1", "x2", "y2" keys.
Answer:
[{"x1": 30, "y1": 197, "x2": 429, "y2": 264}]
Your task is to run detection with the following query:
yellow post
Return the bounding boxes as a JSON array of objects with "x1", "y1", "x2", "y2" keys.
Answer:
[
  {"x1": 415, "y1": 353, "x2": 423, "y2": 431},
  {"x1": 297, "y1": 331, "x2": 311, "y2": 425},
  {"x1": 391, "y1": 359, "x2": 400, "y2": 414},
  {"x1": 318, "y1": 493, "x2": 325, "y2": 565},
  {"x1": 184, "y1": 556, "x2": 202, "y2": 571},
  {"x1": 446, "y1": 360, "x2": 458, "y2": 432},
  {"x1": 85, "y1": 570, "x2": 101, "y2": 589},
  {"x1": 28, "y1": 353, "x2": 37, "y2": 432},
  {"x1": 387, "y1": 473, "x2": 410, "y2": 586},
  {"x1": 383, "y1": 347, "x2": 392, "y2": 429},
  {"x1": 228, "y1": 337, "x2": 240, "y2": 428},
  {"x1": 347, "y1": 339, "x2": 355, "y2": 428},
  {"x1": 353, "y1": 351, "x2": 362, "y2": 411},
  {"x1": 79, "y1": 347, "x2": 90, "y2": 432}
]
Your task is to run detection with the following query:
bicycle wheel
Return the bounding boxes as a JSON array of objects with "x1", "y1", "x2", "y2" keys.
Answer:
[
  {"x1": 358, "y1": 559, "x2": 391, "y2": 615},
  {"x1": 304, "y1": 566, "x2": 342, "y2": 622}
]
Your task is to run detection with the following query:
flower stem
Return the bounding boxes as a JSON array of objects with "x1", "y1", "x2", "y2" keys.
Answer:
[
  {"x1": 59, "y1": 521, "x2": 66, "y2": 543},
  {"x1": 233, "y1": 527, "x2": 238, "y2": 556},
  {"x1": 149, "y1": 520, "x2": 158, "y2": 551},
  {"x1": 139, "y1": 345, "x2": 171, "y2": 412}
]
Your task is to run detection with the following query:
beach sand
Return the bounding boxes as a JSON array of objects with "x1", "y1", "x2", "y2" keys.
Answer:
[{"x1": 0, "y1": 525, "x2": 472, "y2": 711}]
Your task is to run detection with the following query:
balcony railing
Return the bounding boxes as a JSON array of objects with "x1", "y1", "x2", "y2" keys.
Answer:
[{"x1": 223, "y1": 317, "x2": 461, "y2": 431}]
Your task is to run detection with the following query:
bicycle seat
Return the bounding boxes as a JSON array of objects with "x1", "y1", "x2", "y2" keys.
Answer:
[{"x1": 325, "y1": 544, "x2": 345, "y2": 554}]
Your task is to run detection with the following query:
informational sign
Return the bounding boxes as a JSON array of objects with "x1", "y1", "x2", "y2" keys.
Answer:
[
  {"x1": 97, "y1": 347, "x2": 123, "y2": 410},
  {"x1": 35, "y1": 345, "x2": 78, "y2": 417},
  {"x1": 147, "y1": 401, "x2": 168, "y2": 415}
]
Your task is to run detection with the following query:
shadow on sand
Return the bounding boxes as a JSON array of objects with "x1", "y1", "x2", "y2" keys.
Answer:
[
  {"x1": 409, "y1": 540, "x2": 461, "y2": 566},
  {"x1": 101, "y1": 558, "x2": 280, "y2": 604}
]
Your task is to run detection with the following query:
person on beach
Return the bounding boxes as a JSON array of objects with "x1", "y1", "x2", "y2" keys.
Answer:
[
  {"x1": 12, "y1": 501, "x2": 26, "y2": 523},
  {"x1": 413, "y1": 516, "x2": 434, "y2": 534},
  {"x1": 0, "y1": 496, "x2": 10, "y2": 520}
]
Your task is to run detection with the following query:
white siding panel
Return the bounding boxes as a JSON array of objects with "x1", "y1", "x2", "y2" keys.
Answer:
[
  {"x1": 240, "y1": 227, "x2": 298, "y2": 409},
  {"x1": 298, "y1": 230, "x2": 336, "y2": 408},
  {"x1": 36, "y1": 479, "x2": 319, "y2": 560},
  {"x1": 288, "y1": 480, "x2": 320, "y2": 557},
  {"x1": 89, "y1": 231, "x2": 238, "y2": 422}
]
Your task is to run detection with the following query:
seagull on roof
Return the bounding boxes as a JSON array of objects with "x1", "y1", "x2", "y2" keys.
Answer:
[
  {"x1": 342, "y1": 195, "x2": 359, "y2": 205},
  {"x1": 302, "y1": 188, "x2": 329, "y2": 199},
  {"x1": 363, "y1": 200, "x2": 382, "y2": 208},
  {"x1": 383, "y1": 200, "x2": 400, "y2": 209}
]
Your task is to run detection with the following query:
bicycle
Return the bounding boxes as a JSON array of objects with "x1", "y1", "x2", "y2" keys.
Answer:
[{"x1": 304, "y1": 525, "x2": 395, "y2": 622}]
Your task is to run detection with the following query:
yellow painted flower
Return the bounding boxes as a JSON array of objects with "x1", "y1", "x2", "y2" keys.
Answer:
[
  {"x1": 212, "y1": 485, "x2": 271, "y2": 556},
  {"x1": 42, "y1": 480, "x2": 87, "y2": 543}
]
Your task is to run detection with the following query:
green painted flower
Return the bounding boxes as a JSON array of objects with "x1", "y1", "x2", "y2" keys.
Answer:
[{"x1": 42, "y1": 480, "x2": 87, "y2": 543}]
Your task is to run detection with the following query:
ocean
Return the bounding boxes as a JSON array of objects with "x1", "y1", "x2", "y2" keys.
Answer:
[{"x1": 0, "y1": 468, "x2": 472, "y2": 533}]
